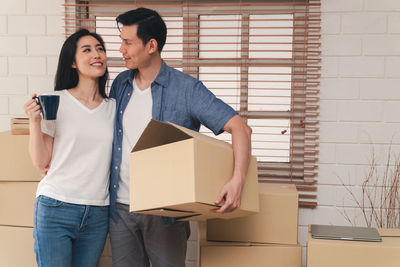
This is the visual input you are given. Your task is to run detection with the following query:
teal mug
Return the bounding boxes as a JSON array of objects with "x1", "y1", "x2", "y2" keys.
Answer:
[{"x1": 32, "y1": 95, "x2": 60, "y2": 120}]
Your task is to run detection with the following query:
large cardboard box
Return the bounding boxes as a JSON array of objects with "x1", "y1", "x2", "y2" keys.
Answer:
[
  {"x1": 129, "y1": 120, "x2": 259, "y2": 220},
  {"x1": 0, "y1": 225, "x2": 35, "y2": 267},
  {"x1": 0, "y1": 132, "x2": 41, "y2": 181},
  {"x1": 200, "y1": 242, "x2": 302, "y2": 267},
  {"x1": 307, "y1": 228, "x2": 400, "y2": 267},
  {"x1": 207, "y1": 183, "x2": 298, "y2": 244},
  {"x1": 0, "y1": 182, "x2": 38, "y2": 227}
]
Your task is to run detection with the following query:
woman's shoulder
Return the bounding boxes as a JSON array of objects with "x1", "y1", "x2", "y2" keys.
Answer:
[
  {"x1": 44, "y1": 90, "x2": 65, "y2": 96},
  {"x1": 51, "y1": 89, "x2": 69, "y2": 98}
]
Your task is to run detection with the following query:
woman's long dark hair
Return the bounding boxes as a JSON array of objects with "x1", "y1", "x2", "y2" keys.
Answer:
[{"x1": 54, "y1": 29, "x2": 109, "y2": 98}]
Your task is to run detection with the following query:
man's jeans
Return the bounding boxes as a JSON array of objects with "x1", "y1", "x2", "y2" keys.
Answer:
[
  {"x1": 33, "y1": 195, "x2": 109, "y2": 267},
  {"x1": 109, "y1": 203, "x2": 190, "y2": 267}
]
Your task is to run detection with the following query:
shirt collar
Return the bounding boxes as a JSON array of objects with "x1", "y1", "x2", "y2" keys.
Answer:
[
  {"x1": 123, "y1": 60, "x2": 169, "y2": 87},
  {"x1": 153, "y1": 60, "x2": 169, "y2": 87}
]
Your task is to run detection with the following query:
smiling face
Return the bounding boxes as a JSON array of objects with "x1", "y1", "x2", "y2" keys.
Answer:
[
  {"x1": 119, "y1": 24, "x2": 152, "y2": 70},
  {"x1": 73, "y1": 35, "x2": 107, "y2": 80}
]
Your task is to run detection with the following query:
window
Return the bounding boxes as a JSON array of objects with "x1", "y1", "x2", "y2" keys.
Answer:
[{"x1": 64, "y1": 0, "x2": 321, "y2": 207}]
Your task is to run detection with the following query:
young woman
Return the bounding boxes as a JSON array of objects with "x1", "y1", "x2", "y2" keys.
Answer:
[{"x1": 23, "y1": 29, "x2": 115, "y2": 267}]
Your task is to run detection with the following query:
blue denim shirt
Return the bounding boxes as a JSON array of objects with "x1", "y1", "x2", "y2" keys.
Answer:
[{"x1": 109, "y1": 61, "x2": 237, "y2": 220}]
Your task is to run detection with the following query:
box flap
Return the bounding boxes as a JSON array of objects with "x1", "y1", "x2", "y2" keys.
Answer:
[
  {"x1": 168, "y1": 122, "x2": 232, "y2": 150},
  {"x1": 132, "y1": 120, "x2": 232, "y2": 152},
  {"x1": 135, "y1": 208, "x2": 196, "y2": 218},
  {"x1": 132, "y1": 120, "x2": 192, "y2": 152}
]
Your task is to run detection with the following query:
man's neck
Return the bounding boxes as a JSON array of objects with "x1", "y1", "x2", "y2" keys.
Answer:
[{"x1": 135, "y1": 57, "x2": 162, "y2": 91}]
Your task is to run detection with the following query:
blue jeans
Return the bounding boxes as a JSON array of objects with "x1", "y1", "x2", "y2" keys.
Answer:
[{"x1": 33, "y1": 195, "x2": 109, "y2": 267}]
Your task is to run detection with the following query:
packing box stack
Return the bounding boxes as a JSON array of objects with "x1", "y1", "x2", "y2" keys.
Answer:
[
  {"x1": 0, "y1": 132, "x2": 41, "y2": 181},
  {"x1": 0, "y1": 132, "x2": 40, "y2": 266},
  {"x1": 199, "y1": 183, "x2": 302, "y2": 267},
  {"x1": 129, "y1": 120, "x2": 260, "y2": 221},
  {"x1": 0, "y1": 131, "x2": 113, "y2": 267},
  {"x1": 307, "y1": 227, "x2": 400, "y2": 267},
  {"x1": 0, "y1": 226, "x2": 36, "y2": 267}
]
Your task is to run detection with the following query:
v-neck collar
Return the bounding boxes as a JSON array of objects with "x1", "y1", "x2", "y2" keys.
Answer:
[{"x1": 64, "y1": 89, "x2": 106, "y2": 114}]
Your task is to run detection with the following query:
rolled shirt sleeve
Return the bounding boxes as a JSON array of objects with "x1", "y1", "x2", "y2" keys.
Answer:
[{"x1": 188, "y1": 80, "x2": 237, "y2": 135}]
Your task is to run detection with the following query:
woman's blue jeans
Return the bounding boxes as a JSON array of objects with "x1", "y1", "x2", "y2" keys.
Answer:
[{"x1": 33, "y1": 195, "x2": 109, "y2": 267}]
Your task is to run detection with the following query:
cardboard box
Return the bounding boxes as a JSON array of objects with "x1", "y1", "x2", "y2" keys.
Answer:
[
  {"x1": 0, "y1": 225, "x2": 35, "y2": 267},
  {"x1": 207, "y1": 183, "x2": 298, "y2": 244},
  {"x1": 10, "y1": 118, "x2": 30, "y2": 135},
  {"x1": 0, "y1": 182, "x2": 38, "y2": 227},
  {"x1": 130, "y1": 120, "x2": 259, "y2": 220},
  {"x1": 307, "y1": 228, "x2": 400, "y2": 267},
  {"x1": 98, "y1": 235, "x2": 113, "y2": 267},
  {"x1": 0, "y1": 132, "x2": 41, "y2": 181},
  {"x1": 201, "y1": 242, "x2": 301, "y2": 267}
]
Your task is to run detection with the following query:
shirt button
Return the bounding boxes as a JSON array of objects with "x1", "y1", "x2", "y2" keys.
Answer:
[
  {"x1": 128, "y1": 93, "x2": 131, "y2": 96},
  {"x1": 119, "y1": 129, "x2": 122, "y2": 133},
  {"x1": 118, "y1": 147, "x2": 121, "y2": 151},
  {"x1": 120, "y1": 110, "x2": 123, "y2": 114},
  {"x1": 113, "y1": 184, "x2": 117, "y2": 188},
  {"x1": 114, "y1": 166, "x2": 118, "y2": 170}
]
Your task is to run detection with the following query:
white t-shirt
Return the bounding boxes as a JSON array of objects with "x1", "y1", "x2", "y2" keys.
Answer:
[
  {"x1": 36, "y1": 90, "x2": 116, "y2": 206},
  {"x1": 117, "y1": 79, "x2": 152, "y2": 204}
]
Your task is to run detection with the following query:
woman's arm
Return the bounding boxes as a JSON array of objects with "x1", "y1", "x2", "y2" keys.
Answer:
[{"x1": 23, "y1": 95, "x2": 54, "y2": 170}]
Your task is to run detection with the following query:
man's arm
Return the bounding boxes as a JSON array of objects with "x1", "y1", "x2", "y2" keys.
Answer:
[{"x1": 214, "y1": 114, "x2": 252, "y2": 213}]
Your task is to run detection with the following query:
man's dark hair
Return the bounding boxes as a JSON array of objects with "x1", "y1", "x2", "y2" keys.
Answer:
[
  {"x1": 116, "y1": 8, "x2": 167, "y2": 53},
  {"x1": 54, "y1": 29, "x2": 109, "y2": 98}
]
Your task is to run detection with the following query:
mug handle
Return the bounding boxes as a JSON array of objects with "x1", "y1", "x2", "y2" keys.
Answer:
[{"x1": 32, "y1": 96, "x2": 42, "y2": 111}]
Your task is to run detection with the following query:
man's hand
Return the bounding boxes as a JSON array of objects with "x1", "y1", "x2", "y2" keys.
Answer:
[
  {"x1": 211, "y1": 115, "x2": 252, "y2": 214},
  {"x1": 213, "y1": 175, "x2": 245, "y2": 213}
]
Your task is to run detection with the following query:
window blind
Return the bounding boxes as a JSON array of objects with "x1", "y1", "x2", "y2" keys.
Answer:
[{"x1": 64, "y1": 0, "x2": 320, "y2": 207}]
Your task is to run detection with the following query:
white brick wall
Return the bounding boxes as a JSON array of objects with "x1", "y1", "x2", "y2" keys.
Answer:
[
  {"x1": 0, "y1": 96, "x2": 9, "y2": 114},
  {"x1": 322, "y1": 36, "x2": 362, "y2": 56},
  {"x1": 0, "y1": 76, "x2": 27, "y2": 95},
  {"x1": 28, "y1": 36, "x2": 64, "y2": 55},
  {"x1": 364, "y1": 0, "x2": 400, "y2": 11},
  {"x1": 301, "y1": 1, "x2": 400, "y2": 266},
  {"x1": 0, "y1": 16, "x2": 7, "y2": 34},
  {"x1": 364, "y1": 36, "x2": 400, "y2": 55},
  {"x1": 338, "y1": 57, "x2": 385, "y2": 77},
  {"x1": 0, "y1": 57, "x2": 7, "y2": 75},
  {"x1": 0, "y1": 0, "x2": 26, "y2": 15},
  {"x1": 2, "y1": 1, "x2": 400, "y2": 267},
  {"x1": 0, "y1": 0, "x2": 63, "y2": 129},
  {"x1": 342, "y1": 13, "x2": 386, "y2": 34},
  {"x1": 0, "y1": 36, "x2": 26, "y2": 55},
  {"x1": 8, "y1": 16, "x2": 46, "y2": 35},
  {"x1": 388, "y1": 14, "x2": 400, "y2": 33}
]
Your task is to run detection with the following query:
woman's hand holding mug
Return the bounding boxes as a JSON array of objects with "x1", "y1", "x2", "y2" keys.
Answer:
[{"x1": 23, "y1": 93, "x2": 42, "y2": 124}]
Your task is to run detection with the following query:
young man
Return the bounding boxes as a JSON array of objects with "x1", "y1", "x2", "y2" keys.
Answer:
[{"x1": 109, "y1": 8, "x2": 252, "y2": 267}]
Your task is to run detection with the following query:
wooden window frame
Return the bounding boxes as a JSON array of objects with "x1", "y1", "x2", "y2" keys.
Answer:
[{"x1": 64, "y1": 0, "x2": 321, "y2": 207}]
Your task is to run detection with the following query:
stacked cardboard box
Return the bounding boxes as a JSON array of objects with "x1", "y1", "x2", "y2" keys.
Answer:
[
  {"x1": 307, "y1": 227, "x2": 400, "y2": 267},
  {"x1": 199, "y1": 183, "x2": 302, "y2": 267},
  {"x1": 0, "y1": 131, "x2": 113, "y2": 267},
  {"x1": 0, "y1": 132, "x2": 40, "y2": 266},
  {"x1": 10, "y1": 118, "x2": 29, "y2": 135}
]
